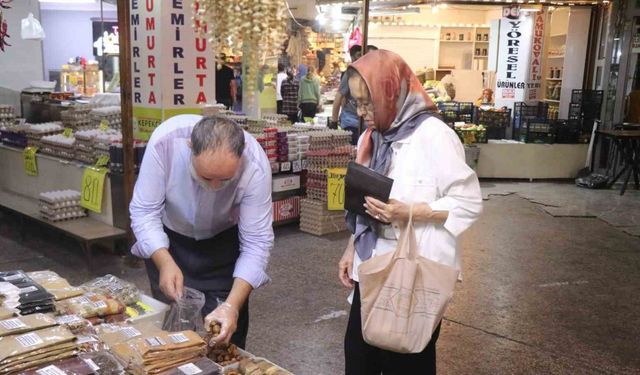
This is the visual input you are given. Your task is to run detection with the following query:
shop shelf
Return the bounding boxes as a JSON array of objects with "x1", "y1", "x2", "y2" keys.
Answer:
[
  {"x1": 548, "y1": 55, "x2": 565, "y2": 59},
  {"x1": 545, "y1": 78, "x2": 563, "y2": 81},
  {"x1": 571, "y1": 89, "x2": 603, "y2": 105}
]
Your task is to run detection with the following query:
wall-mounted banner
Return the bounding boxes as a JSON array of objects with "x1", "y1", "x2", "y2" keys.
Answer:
[
  {"x1": 130, "y1": 0, "x2": 215, "y2": 140},
  {"x1": 495, "y1": 7, "x2": 535, "y2": 109},
  {"x1": 527, "y1": 9, "x2": 546, "y2": 101}
]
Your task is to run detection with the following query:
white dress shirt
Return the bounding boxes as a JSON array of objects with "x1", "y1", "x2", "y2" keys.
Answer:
[
  {"x1": 276, "y1": 72, "x2": 287, "y2": 101},
  {"x1": 352, "y1": 117, "x2": 483, "y2": 282},
  {"x1": 130, "y1": 114, "x2": 274, "y2": 289}
]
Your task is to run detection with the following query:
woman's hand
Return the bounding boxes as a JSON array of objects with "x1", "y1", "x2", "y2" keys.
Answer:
[
  {"x1": 364, "y1": 197, "x2": 412, "y2": 224},
  {"x1": 338, "y1": 240, "x2": 355, "y2": 289}
]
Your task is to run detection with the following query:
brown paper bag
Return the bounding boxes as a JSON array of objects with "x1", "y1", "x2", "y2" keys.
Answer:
[{"x1": 358, "y1": 215, "x2": 459, "y2": 353}]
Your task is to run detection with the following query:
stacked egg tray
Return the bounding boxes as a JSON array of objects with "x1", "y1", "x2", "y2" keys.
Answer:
[
  {"x1": 40, "y1": 134, "x2": 76, "y2": 160},
  {"x1": 304, "y1": 147, "x2": 355, "y2": 202},
  {"x1": 299, "y1": 198, "x2": 348, "y2": 236},
  {"x1": 0, "y1": 123, "x2": 28, "y2": 148},
  {"x1": 74, "y1": 128, "x2": 121, "y2": 165},
  {"x1": 61, "y1": 104, "x2": 95, "y2": 130},
  {"x1": 263, "y1": 113, "x2": 292, "y2": 127},
  {"x1": 246, "y1": 118, "x2": 268, "y2": 133},
  {"x1": 91, "y1": 106, "x2": 122, "y2": 130},
  {"x1": 0, "y1": 104, "x2": 16, "y2": 128},
  {"x1": 25, "y1": 122, "x2": 64, "y2": 148},
  {"x1": 39, "y1": 190, "x2": 87, "y2": 222},
  {"x1": 297, "y1": 129, "x2": 352, "y2": 151}
]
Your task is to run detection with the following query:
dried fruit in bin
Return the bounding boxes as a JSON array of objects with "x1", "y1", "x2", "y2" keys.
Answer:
[{"x1": 208, "y1": 343, "x2": 245, "y2": 366}]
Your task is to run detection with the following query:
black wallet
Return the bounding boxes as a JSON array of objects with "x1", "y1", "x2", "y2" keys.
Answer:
[{"x1": 344, "y1": 161, "x2": 394, "y2": 217}]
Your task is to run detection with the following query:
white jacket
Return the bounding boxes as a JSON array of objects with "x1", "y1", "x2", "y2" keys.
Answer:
[{"x1": 352, "y1": 117, "x2": 483, "y2": 282}]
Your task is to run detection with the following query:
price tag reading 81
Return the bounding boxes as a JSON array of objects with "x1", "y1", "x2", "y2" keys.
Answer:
[
  {"x1": 327, "y1": 167, "x2": 347, "y2": 211},
  {"x1": 80, "y1": 167, "x2": 108, "y2": 213},
  {"x1": 23, "y1": 147, "x2": 39, "y2": 176}
]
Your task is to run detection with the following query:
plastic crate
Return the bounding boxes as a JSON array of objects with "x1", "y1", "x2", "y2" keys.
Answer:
[
  {"x1": 437, "y1": 102, "x2": 460, "y2": 112},
  {"x1": 475, "y1": 109, "x2": 512, "y2": 129},
  {"x1": 458, "y1": 102, "x2": 474, "y2": 114},
  {"x1": 486, "y1": 127, "x2": 506, "y2": 140},
  {"x1": 523, "y1": 120, "x2": 554, "y2": 144},
  {"x1": 554, "y1": 120, "x2": 581, "y2": 143},
  {"x1": 512, "y1": 102, "x2": 549, "y2": 140},
  {"x1": 571, "y1": 89, "x2": 603, "y2": 105},
  {"x1": 568, "y1": 103, "x2": 583, "y2": 120}
]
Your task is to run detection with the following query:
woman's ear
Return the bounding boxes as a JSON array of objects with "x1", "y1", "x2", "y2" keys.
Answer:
[{"x1": 187, "y1": 140, "x2": 192, "y2": 149}]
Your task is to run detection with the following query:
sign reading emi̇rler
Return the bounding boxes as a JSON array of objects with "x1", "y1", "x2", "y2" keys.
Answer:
[
  {"x1": 130, "y1": 0, "x2": 215, "y2": 140},
  {"x1": 495, "y1": 6, "x2": 545, "y2": 108}
]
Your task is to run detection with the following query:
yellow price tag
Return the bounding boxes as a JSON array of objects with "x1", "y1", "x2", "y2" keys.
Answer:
[
  {"x1": 327, "y1": 167, "x2": 347, "y2": 211},
  {"x1": 136, "y1": 301, "x2": 153, "y2": 312},
  {"x1": 63, "y1": 128, "x2": 73, "y2": 137},
  {"x1": 80, "y1": 167, "x2": 108, "y2": 213},
  {"x1": 95, "y1": 155, "x2": 109, "y2": 167},
  {"x1": 99, "y1": 120, "x2": 109, "y2": 131},
  {"x1": 23, "y1": 147, "x2": 39, "y2": 176},
  {"x1": 125, "y1": 306, "x2": 139, "y2": 318}
]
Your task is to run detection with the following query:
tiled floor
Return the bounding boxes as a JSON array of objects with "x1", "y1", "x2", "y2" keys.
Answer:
[{"x1": 0, "y1": 182, "x2": 638, "y2": 374}]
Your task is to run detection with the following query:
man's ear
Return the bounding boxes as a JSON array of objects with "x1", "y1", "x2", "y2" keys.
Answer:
[{"x1": 187, "y1": 140, "x2": 192, "y2": 149}]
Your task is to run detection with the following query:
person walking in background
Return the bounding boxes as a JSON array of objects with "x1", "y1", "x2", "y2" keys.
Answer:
[
  {"x1": 216, "y1": 55, "x2": 237, "y2": 109},
  {"x1": 233, "y1": 66, "x2": 243, "y2": 112},
  {"x1": 298, "y1": 66, "x2": 321, "y2": 121},
  {"x1": 281, "y1": 69, "x2": 300, "y2": 124},
  {"x1": 276, "y1": 64, "x2": 287, "y2": 114}
]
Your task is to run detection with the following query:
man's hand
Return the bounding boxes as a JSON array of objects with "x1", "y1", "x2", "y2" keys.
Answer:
[
  {"x1": 338, "y1": 237, "x2": 355, "y2": 289},
  {"x1": 151, "y1": 249, "x2": 184, "y2": 301},
  {"x1": 205, "y1": 302, "x2": 239, "y2": 346}
]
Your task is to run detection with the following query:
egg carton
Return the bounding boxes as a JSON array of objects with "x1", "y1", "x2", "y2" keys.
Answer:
[
  {"x1": 39, "y1": 190, "x2": 82, "y2": 205},
  {"x1": 299, "y1": 221, "x2": 347, "y2": 236},
  {"x1": 40, "y1": 210, "x2": 87, "y2": 222},
  {"x1": 41, "y1": 134, "x2": 76, "y2": 148},
  {"x1": 40, "y1": 204, "x2": 84, "y2": 216}
]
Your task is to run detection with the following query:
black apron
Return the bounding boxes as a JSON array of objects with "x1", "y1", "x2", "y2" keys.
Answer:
[{"x1": 145, "y1": 225, "x2": 249, "y2": 348}]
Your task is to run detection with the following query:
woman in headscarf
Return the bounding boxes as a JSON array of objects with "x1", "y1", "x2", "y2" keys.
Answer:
[{"x1": 338, "y1": 50, "x2": 483, "y2": 374}]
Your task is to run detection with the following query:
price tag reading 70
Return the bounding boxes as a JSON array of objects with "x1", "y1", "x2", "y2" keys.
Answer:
[
  {"x1": 327, "y1": 168, "x2": 347, "y2": 211},
  {"x1": 80, "y1": 167, "x2": 108, "y2": 213}
]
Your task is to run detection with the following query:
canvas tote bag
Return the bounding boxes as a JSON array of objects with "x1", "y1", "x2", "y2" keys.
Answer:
[{"x1": 358, "y1": 211, "x2": 460, "y2": 353}]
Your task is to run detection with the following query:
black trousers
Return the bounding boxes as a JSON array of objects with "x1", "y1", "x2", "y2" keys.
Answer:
[
  {"x1": 300, "y1": 102, "x2": 318, "y2": 119},
  {"x1": 345, "y1": 284, "x2": 441, "y2": 375},
  {"x1": 276, "y1": 100, "x2": 283, "y2": 114},
  {"x1": 145, "y1": 226, "x2": 250, "y2": 348}
]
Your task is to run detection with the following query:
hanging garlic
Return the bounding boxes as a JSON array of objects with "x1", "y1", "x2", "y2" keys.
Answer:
[{"x1": 194, "y1": 0, "x2": 286, "y2": 102}]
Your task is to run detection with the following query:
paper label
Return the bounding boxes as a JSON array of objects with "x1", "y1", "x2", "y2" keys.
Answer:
[
  {"x1": 121, "y1": 326, "x2": 142, "y2": 338},
  {"x1": 23, "y1": 147, "x2": 39, "y2": 176},
  {"x1": 125, "y1": 306, "x2": 139, "y2": 318},
  {"x1": 327, "y1": 168, "x2": 347, "y2": 211},
  {"x1": 93, "y1": 300, "x2": 108, "y2": 310},
  {"x1": 178, "y1": 363, "x2": 202, "y2": 375},
  {"x1": 76, "y1": 335, "x2": 98, "y2": 344},
  {"x1": 82, "y1": 358, "x2": 100, "y2": 372},
  {"x1": 19, "y1": 286, "x2": 38, "y2": 294},
  {"x1": 280, "y1": 161, "x2": 292, "y2": 172},
  {"x1": 36, "y1": 365, "x2": 66, "y2": 375},
  {"x1": 2, "y1": 274, "x2": 23, "y2": 281},
  {"x1": 74, "y1": 296, "x2": 92, "y2": 305},
  {"x1": 63, "y1": 128, "x2": 73, "y2": 138},
  {"x1": 292, "y1": 160, "x2": 302, "y2": 173},
  {"x1": 136, "y1": 301, "x2": 153, "y2": 312},
  {"x1": 0, "y1": 318, "x2": 26, "y2": 330},
  {"x1": 16, "y1": 332, "x2": 43, "y2": 348},
  {"x1": 99, "y1": 120, "x2": 109, "y2": 131},
  {"x1": 95, "y1": 155, "x2": 110, "y2": 167},
  {"x1": 169, "y1": 333, "x2": 189, "y2": 344},
  {"x1": 146, "y1": 336, "x2": 166, "y2": 347},
  {"x1": 55, "y1": 315, "x2": 82, "y2": 325},
  {"x1": 80, "y1": 167, "x2": 108, "y2": 213}
]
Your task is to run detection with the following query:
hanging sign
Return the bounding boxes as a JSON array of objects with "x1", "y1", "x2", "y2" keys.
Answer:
[
  {"x1": 80, "y1": 167, "x2": 108, "y2": 213},
  {"x1": 527, "y1": 9, "x2": 546, "y2": 101},
  {"x1": 23, "y1": 146, "x2": 38, "y2": 176},
  {"x1": 327, "y1": 168, "x2": 347, "y2": 211},
  {"x1": 495, "y1": 8, "x2": 535, "y2": 109}
]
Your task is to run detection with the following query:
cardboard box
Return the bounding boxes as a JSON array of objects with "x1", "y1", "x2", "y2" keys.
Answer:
[
  {"x1": 273, "y1": 196, "x2": 300, "y2": 223},
  {"x1": 272, "y1": 175, "x2": 301, "y2": 193}
]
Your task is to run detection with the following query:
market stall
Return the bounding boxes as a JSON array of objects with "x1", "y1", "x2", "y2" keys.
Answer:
[{"x1": 0, "y1": 270, "x2": 293, "y2": 375}]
